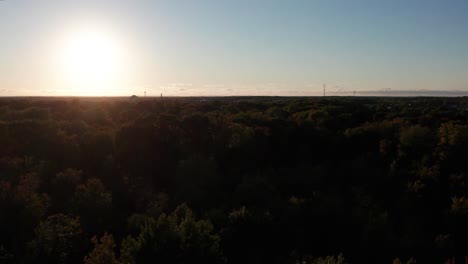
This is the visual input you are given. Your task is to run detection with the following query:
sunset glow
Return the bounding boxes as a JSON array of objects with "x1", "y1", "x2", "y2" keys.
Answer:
[{"x1": 57, "y1": 29, "x2": 126, "y2": 95}]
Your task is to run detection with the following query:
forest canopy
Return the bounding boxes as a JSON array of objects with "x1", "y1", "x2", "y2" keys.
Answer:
[{"x1": 1, "y1": 96, "x2": 468, "y2": 263}]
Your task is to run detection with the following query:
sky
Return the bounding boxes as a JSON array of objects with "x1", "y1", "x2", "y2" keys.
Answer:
[{"x1": 1, "y1": 0, "x2": 468, "y2": 96}]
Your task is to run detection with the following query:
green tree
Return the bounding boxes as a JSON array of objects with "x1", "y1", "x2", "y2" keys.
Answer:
[{"x1": 121, "y1": 204, "x2": 224, "y2": 264}]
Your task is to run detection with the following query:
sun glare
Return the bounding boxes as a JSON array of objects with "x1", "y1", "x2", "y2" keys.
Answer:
[{"x1": 58, "y1": 29, "x2": 125, "y2": 95}]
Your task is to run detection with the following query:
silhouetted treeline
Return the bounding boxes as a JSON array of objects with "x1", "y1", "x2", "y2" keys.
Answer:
[{"x1": 1, "y1": 96, "x2": 468, "y2": 263}]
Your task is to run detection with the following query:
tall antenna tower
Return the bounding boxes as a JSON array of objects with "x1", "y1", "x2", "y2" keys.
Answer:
[
  {"x1": 323, "y1": 84, "x2": 326, "y2": 96},
  {"x1": 144, "y1": 91, "x2": 146, "y2": 97}
]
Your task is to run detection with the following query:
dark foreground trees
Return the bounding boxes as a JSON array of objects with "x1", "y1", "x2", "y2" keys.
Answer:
[{"x1": 1, "y1": 96, "x2": 468, "y2": 263}]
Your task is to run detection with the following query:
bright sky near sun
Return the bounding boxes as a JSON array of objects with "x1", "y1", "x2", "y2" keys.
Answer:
[{"x1": 1, "y1": 0, "x2": 468, "y2": 96}]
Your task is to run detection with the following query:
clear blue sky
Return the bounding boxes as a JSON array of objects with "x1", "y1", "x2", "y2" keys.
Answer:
[{"x1": 1, "y1": 0, "x2": 468, "y2": 96}]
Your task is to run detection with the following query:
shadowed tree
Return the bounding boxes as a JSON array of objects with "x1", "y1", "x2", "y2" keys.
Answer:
[
  {"x1": 84, "y1": 233, "x2": 120, "y2": 264},
  {"x1": 26, "y1": 214, "x2": 86, "y2": 264},
  {"x1": 73, "y1": 178, "x2": 112, "y2": 234},
  {"x1": 49, "y1": 168, "x2": 82, "y2": 212}
]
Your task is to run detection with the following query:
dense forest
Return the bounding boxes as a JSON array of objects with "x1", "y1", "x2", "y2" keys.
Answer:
[{"x1": 1, "y1": 96, "x2": 468, "y2": 263}]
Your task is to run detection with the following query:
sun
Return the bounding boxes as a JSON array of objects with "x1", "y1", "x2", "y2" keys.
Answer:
[{"x1": 58, "y1": 29, "x2": 125, "y2": 95}]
